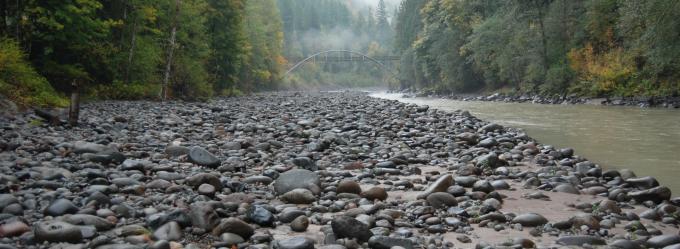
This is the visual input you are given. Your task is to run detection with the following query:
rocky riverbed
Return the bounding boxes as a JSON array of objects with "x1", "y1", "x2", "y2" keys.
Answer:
[
  {"x1": 0, "y1": 91, "x2": 678, "y2": 249},
  {"x1": 396, "y1": 91, "x2": 680, "y2": 108}
]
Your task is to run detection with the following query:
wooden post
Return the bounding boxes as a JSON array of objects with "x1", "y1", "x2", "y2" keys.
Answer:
[{"x1": 68, "y1": 80, "x2": 80, "y2": 127}]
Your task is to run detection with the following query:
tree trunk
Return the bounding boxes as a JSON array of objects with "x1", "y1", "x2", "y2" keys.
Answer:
[
  {"x1": 536, "y1": 2, "x2": 549, "y2": 72},
  {"x1": 161, "y1": 0, "x2": 180, "y2": 102},
  {"x1": 15, "y1": 0, "x2": 20, "y2": 39},
  {"x1": 68, "y1": 80, "x2": 80, "y2": 127},
  {"x1": 0, "y1": 0, "x2": 7, "y2": 35},
  {"x1": 125, "y1": 17, "x2": 138, "y2": 84}
]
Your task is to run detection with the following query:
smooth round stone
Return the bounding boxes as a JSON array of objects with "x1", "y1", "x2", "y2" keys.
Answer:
[
  {"x1": 554, "y1": 184, "x2": 580, "y2": 194},
  {"x1": 647, "y1": 235, "x2": 680, "y2": 248},
  {"x1": 0, "y1": 221, "x2": 30, "y2": 237},
  {"x1": 512, "y1": 213, "x2": 548, "y2": 226},
  {"x1": 426, "y1": 192, "x2": 458, "y2": 209},
  {"x1": 491, "y1": 180, "x2": 510, "y2": 190},
  {"x1": 220, "y1": 232, "x2": 245, "y2": 245},
  {"x1": 290, "y1": 215, "x2": 309, "y2": 232},
  {"x1": 212, "y1": 218, "x2": 254, "y2": 239},
  {"x1": 281, "y1": 188, "x2": 316, "y2": 204},
  {"x1": 188, "y1": 146, "x2": 221, "y2": 167},
  {"x1": 472, "y1": 180, "x2": 494, "y2": 193},
  {"x1": 153, "y1": 221, "x2": 182, "y2": 241},
  {"x1": 247, "y1": 205, "x2": 275, "y2": 226},
  {"x1": 273, "y1": 169, "x2": 320, "y2": 195},
  {"x1": 34, "y1": 221, "x2": 83, "y2": 243},
  {"x1": 273, "y1": 236, "x2": 315, "y2": 249},
  {"x1": 45, "y1": 198, "x2": 79, "y2": 217},
  {"x1": 337, "y1": 180, "x2": 362, "y2": 194},
  {"x1": 332, "y1": 216, "x2": 373, "y2": 242},
  {"x1": 368, "y1": 235, "x2": 414, "y2": 249},
  {"x1": 197, "y1": 183, "x2": 216, "y2": 196},
  {"x1": 360, "y1": 187, "x2": 388, "y2": 201}
]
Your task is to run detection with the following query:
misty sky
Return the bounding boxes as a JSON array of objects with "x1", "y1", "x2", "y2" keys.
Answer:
[{"x1": 348, "y1": 0, "x2": 402, "y2": 12}]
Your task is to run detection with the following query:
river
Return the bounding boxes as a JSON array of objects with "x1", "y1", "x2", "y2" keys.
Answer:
[{"x1": 371, "y1": 92, "x2": 680, "y2": 195}]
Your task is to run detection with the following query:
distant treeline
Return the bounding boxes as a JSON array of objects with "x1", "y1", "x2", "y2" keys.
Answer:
[
  {"x1": 0, "y1": 0, "x2": 284, "y2": 106},
  {"x1": 394, "y1": 0, "x2": 680, "y2": 97},
  {"x1": 278, "y1": 0, "x2": 395, "y2": 89}
]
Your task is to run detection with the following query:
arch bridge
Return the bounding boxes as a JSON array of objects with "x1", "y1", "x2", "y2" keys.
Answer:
[{"x1": 284, "y1": 50, "x2": 400, "y2": 78}]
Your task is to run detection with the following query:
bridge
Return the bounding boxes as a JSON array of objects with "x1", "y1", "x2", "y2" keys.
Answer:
[{"x1": 284, "y1": 50, "x2": 400, "y2": 78}]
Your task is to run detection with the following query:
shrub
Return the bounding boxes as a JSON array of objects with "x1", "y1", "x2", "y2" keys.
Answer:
[
  {"x1": 87, "y1": 80, "x2": 161, "y2": 100},
  {"x1": 0, "y1": 37, "x2": 68, "y2": 107}
]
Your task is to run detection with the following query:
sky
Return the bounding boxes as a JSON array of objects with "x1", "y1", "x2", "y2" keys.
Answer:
[{"x1": 347, "y1": 0, "x2": 403, "y2": 21}]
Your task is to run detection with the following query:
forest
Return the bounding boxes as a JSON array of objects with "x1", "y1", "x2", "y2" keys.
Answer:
[
  {"x1": 394, "y1": 0, "x2": 680, "y2": 97},
  {"x1": 2, "y1": 0, "x2": 680, "y2": 108}
]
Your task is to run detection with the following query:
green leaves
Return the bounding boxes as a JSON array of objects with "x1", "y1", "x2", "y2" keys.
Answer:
[{"x1": 394, "y1": 0, "x2": 680, "y2": 97}]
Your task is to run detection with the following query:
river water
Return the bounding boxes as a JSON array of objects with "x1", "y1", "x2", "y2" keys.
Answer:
[{"x1": 371, "y1": 92, "x2": 680, "y2": 195}]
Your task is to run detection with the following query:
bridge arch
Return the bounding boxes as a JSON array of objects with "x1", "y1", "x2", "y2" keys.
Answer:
[{"x1": 283, "y1": 50, "x2": 398, "y2": 78}]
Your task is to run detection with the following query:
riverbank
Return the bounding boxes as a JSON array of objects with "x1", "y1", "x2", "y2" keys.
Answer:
[
  {"x1": 0, "y1": 91, "x2": 678, "y2": 249},
  {"x1": 395, "y1": 90, "x2": 680, "y2": 108}
]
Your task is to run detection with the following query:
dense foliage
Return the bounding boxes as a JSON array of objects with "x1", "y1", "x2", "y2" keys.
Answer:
[
  {"x1": 0, "y1": 0, "x2": 284, "y2": 104},
  {"x1": 394, "y1": 0, "x2": 680, "y2": 97}
]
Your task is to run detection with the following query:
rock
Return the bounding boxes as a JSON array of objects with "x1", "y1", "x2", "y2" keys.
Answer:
[
  {"x1": 479, "y1": 123, "x2": 503, "y2": 132},
  {"x1": 610, "y1": 239, "x2": 642, "y2": 249},
  {"x1": 61, "y1": 214, "x2": 115, "y2": 231},
  {"x1": 290, "y1": 215, "x2": 309, "y2": 232},
  {"x1": 491, "y1": 180, "x2": 510, "y2": 190},
  {"x1": 273, "y1": 237, "x2": 314, "y2": 249},
  {"x1": 472, "y1": 180, "x2": 494, "y2": 193},
  {"x1": 278, "y1": 209, "x2": 306, "y2": 223},
  {"x1": 556, "y1": 235, "x2": 606, "y2": 246},
  {"x1": 361, "y1": 186, "x2": 388, "y2": 201},
  {"x1": 417, "y1": 174, "x2": 453, "y2": 199},
  {"x1": 34, "y1": 221, "x2": 83, "y2": 243},
  {"x1": 190, "y1": 204, "x2": 219, "y2": 231},
  {"x1": 281, "y1": 188, "x2": 316, "y2": 204},
  {"x1": 569, "y1": 214, "x2": 600, "y2": 230},
  {"x1": 273, "y1": 169, "x2": 320, "y2": 195},
  {"x1": 186, "y1": 173, "x2": 222, "y2": 190},
  {"x1": 45, "y1": 198, "x2": 79, "y2": 216},
  {"x1": 426, "y1": 192, "x2": 458, "y2": 209},
  {"x1": 476, "y1": 153, "x2": 500, "y2": 169},
  {"x1": 0, "y1": 221, "x2": 30, "y2": 237},
  {"x1": 165, "y1": 145, "x2": 190, "y2": 157},
  {"x1": 337, "y1": 180, "x2": 362, "y2": 194},
  {"x1": 368, "y1": 235, "x2": 414, "y2": 249},
  {"x1": 457, "y1": 234, "x2": 472, "y2": 243},
  {"x1": 647, "y1": 235, "x2": 680, "y2": 248},
  {"x1": 74, "y1": 141, "x2": 110, "y2": 154},
  {"x1": 220, "y1": 232, "x2": 245, "y2": 245},
  {"x1": 554, "y1": 184, "x2": 580, "y2": 194},
  {"x1": 247, "y1": 205, "x2": 275, "y2": 226},
  {"x1": 331, "y1": 215, "x2": 373, "y2": 242},
  {"x1": 212, "y1": 218, "x2": 254, "y2": 239},
  {"x1": 626, "y1": 176, "x2": 660, "y2": 189},
  {"x1": 597, "y1": 199, "x2": 621, "y2": 214},
  {"x1": 512, "y1": 213, "x2": 548, "y2": 226},
  {"x1": 243, "y1": 176, "x2": 273, "y2": 185},
  {"x1": 629, "y1": 186, "x2": 671, "y2": 204},
  {"x1": 455, "y1": 132, "x2": 479, "y2": 144},
  {"x1": 197, "y1": 183, "x2": 216, "y2": 196},
  {"x1": 95, "y1": 244, "x2": 143, "y2": 249},
  {"x1": 188, "y1": 146, "x2": 221, "y2": 167},
  {"x1": 0, "y1": 194, "x2": 18, "y2": 211},
  {"x1": 153, "y1": 221, "x2": 182, "y2": 241},
  {"x1": 292, "y1": 157, "x2": 317, "y2": 171},
  {"x1": 478, "y1": 138, "x2": 498, "y2": 148}
]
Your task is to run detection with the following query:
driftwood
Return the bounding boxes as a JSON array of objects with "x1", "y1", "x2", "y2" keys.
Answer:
[{"x1": 34, "y1": 109, "x2": 62, "y2": 125}]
